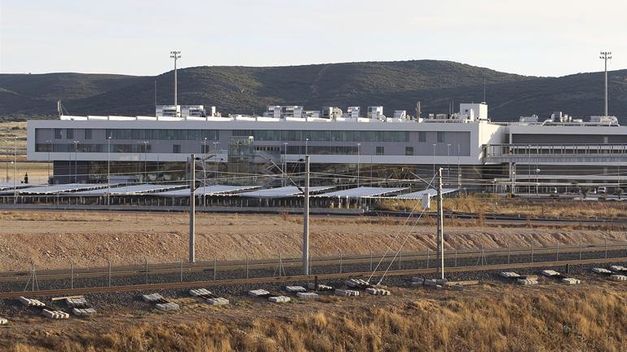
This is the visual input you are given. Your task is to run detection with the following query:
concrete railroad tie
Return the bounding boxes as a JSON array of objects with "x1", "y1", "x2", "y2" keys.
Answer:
[
  {"x1": 268, "y1": 296, "x2": 291, "y2": 303},
  {"x1": 42, "y1": 309, "x2": 70, "y2": 319},
  {"x1": 207, "y1": 297, "x2": 230, "y2": 306}
]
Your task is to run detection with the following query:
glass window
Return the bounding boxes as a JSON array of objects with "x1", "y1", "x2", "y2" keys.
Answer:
[
  {"x1": 84, "y1": 129, "x2": 92, "y2": 140},
  {"x1": 405, "y1": 147, "x2": 414, "y2": 156},
  {"x1": 437, "y1": 132, "x2": 445, "y2": 143},
  {"x1": 66, "y1": 129, "x2": 74, "y2": 139},
  {"x1": 376, "y1": 146, "x2": 384, "y2": 155},
  {"x1": 418, "y1": 131, "x2": 426, "y2": 142},
  {"x1": 54, "y1": 129, "x2": 63, "y2": 139},
  {"x1": 173, "y1": 144, "x2": 181, "y2": 153}
]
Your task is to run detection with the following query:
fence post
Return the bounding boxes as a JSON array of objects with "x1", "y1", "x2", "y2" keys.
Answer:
[
  {"x1": 339, "y1": 251, "x2": 343, "y2": 274},
  {"x1": 369, "y1": 250, "x2": 373, "y2": 271},
  {"x1": 213, "y1": 258, "x2": 217, "y2": 280},
  {"x1": 108, "y1": 259, "x2": 112, "y2": 287},
  {"x1": 70, "y1": 262, "x2": 74, "y2": 289},
  {"x1": 144, "y1": 258, "x2": 148, "y2": 284},
  {"x1": 245, "y1": 255, "x2": 249, "y2": 279},
  {"x1": 426, "y1": 249, "x2": 430, "y2": 268},
  {"x1": 556, "y1": 243, "x2": 560, "y2": 262},
  {"x1": 507, "y1": 245, "x2": 511, "y2": 264},
  {"x1": 531, "y1": 244, "x2": 534, "y2": 263},
  {"x1": 179, "y1": 260, "x2": 183, "y2": 282},
  {"x1": 454, "y1": 248, "x2": 458, "y2": 267},
  {"x1": 605, "y1": 238, "x2": 608, "y2": 259},
  {"x1": 398, "y1": 251, "x2": 402, "y2": 270},
  {"x1": 579, "y1": 242, "x2": 582, "y2": 260}
]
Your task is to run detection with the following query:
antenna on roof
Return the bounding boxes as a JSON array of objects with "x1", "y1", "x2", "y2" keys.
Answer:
[
  {"x1": 415, "y1": 101, "x2": 421, "y2": 120},
  {"x1": 483, "y1": 77, "x2": 486, "y2": 103}
]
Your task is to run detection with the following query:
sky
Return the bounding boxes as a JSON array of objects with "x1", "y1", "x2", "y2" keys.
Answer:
[{"x1": 0, "y1": 0, "x2": 625, "y2": 77}]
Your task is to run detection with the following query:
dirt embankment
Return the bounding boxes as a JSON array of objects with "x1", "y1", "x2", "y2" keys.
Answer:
[{"x1": 0, "y1": 210, "x2": 624, "y2": 270}]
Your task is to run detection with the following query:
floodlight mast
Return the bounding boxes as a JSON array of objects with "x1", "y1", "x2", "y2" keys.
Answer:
[
  {"x1": 170, "y1": 50, "x2": 181, "y2": 107},
  {"x1": 600, "y1": 51, "x2": 612, "y2": 116}
]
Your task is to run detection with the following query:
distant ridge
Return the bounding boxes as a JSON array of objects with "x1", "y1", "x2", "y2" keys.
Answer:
[{"x1": 1, "y1": 60, "x2": 626, "y2": 122}]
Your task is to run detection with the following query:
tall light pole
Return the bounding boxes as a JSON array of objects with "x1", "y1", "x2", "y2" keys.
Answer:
[
  {"x1": 446, "y1": 143, "x2": 451, "y2": 186},
  {"x1": 436, "y1": 167, "x2": 444, "y2": 280},
  {"x1": 305, "y1": 138, "x2": 309, "y2": 156},
  {"x1": 13, "y1": 137, "x2": 17, "y2": 201},
  {"x1": 142, "y1": 141, "x2": 149, "y2": 179},
  {"x1": 189, "y1": 154, "x2": 196, "y2": 263},
  {"x1": 170, "y1": 50, "x2": 182, "y2": 107},
  {"x1": 600, "y1": 51, "x2": 612, "y2": 116},
  {"x1": 283, "y1": 142, "x2": 288, "y2": 187},
  {"x1": 73, "y1": 140, "x2": 79, "y2": 183},
  {"x1": 432, "y1": 143, "x2": 436, "y2": 176},
  {"x1": 303, "y1": 155, "x2": 310, "y2": 275},
  {"x1": 107, "y1": 136, "x2": 111, "y2": 206},
  {"x1": 457, "y1": 144, "x2": 461, "y2": 189},
  {"x1": 46, "y1": 139, "x2": 51, "y2": 180},
  {"x1": 356, "y1": 142, "x2": 361, "y2": 187}
]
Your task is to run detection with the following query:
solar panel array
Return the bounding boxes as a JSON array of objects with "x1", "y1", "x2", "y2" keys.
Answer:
[
  {"x1": 394, "y1": 188, "x2": 458, "y2": 200},
  {"x1": 155, "y1": 185, "x2": 259, "y2": 197},
  {"x1": 238, "y1": 186, "x2": 334, "y2": 198},
  {"x1": 18, "y1": 183, "x2": 108, "y2": 195},
  {"x1": 71, "y1": 184, "x2": 183, "y2": 196},
  {"x1": 316, "y1": 186, "x2": 407, "y2": 198}
]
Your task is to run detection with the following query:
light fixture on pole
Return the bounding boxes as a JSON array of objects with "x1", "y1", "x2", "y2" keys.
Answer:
[
  {"x1": 600, "y1": 51, "x2": 612, "y2": 116},
  {"x1": 170, "y1": 50, "x2": 182, "y2": 107}
]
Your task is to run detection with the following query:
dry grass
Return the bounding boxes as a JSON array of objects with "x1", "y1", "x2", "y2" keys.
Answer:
[
  {"x1": 6, "y1": 285, "x2": 626, "y2": 351},
  {"x1": 379, "y1": 194, "x2": 627, "y2": 219}
]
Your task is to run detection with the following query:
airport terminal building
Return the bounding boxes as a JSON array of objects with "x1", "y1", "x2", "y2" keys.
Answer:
[{"x1": 26, "y1": 103, "x2": 627, "y2": 194}]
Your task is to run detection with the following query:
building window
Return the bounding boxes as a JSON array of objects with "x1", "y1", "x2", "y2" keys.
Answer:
[
  {"x1": 405, "y1": 147, "x2": 414, "y2": 156},
  {"x1": 376, "y1": 146, "x2": 384, "y2": 155},
  {"x1": 437, "y1": 131, "x2": 445, "y2": 143},
  {"x1": 418, "y1": 131, "x2": 426, "y2": 142},
  {"x1": 66, "y1": 129, "x2": 74, "y2": 139},
  {"x1": 84, "y1": 129, "x2": 92, "y2": 140},
  {"x1": 173, "y1": 144, "x2": 181, "y2": 153},
  {"x1": 54, "y1": 129, "x2": 63, "y2": 139}
]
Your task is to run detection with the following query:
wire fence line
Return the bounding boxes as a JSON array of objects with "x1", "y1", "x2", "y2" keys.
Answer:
[{"x1": 4, "y1": 242, "x2": 626, "y2": 293}]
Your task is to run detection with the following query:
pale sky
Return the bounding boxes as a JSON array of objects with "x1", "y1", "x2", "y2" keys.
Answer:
[{"x1": 1, "y1": 0, "x2": 625, "y2": 77}]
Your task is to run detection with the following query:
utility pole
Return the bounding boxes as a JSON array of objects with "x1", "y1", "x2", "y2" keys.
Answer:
[
  {"x1": 189, "y1": 154, "x2": 196, "y2": 263},
  {"x1": 436, "y1": 167, "x2": 445, "y2": 280},
  {"x1": 600, "y1": 51, "x2": 612, "y2": 116},
  {"x1": 303, "y1": 155, "x2": 310, "y2": 275},
  {"x1": 170, "y1": 50, "x2": 181, "y2": 107}
]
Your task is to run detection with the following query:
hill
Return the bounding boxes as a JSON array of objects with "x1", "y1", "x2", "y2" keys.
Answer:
[{"x1": 1, "y1": 60, "x2": 626, "y2": 121}]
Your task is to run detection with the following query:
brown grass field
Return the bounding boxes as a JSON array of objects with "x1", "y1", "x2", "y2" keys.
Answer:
[
  {"x1": 2, "y1": 281, "x2": 625, "y2": 352},
  {"x1": 0, "y1": 210, "x2": 625, "y2": 271}
]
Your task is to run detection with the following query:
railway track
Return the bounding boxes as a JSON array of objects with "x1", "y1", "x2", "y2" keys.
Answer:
[
  {"x1": 0, "y1": 244, "x2": 624, "y2": 283},
  {"x1": 1, "y1": 256, "x2": 624, "y2": 300}
]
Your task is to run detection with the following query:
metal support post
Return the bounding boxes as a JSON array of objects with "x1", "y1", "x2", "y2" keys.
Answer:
[
  {"x1": 303, "y1": 155, "x2": 310, "y2": 275},
  {"x1": 426, "y1": 249, "x2": 430, "y2": 268},
  {"x1": 507, "y1": 245, "x2": 511, "y2": 264},
  {"x1": 213, "y1": 258, "x2": 217, "y2": 280},
  {"x1": 179, "y1": 260, "x2": 183, "y2": 282},
  {"x1": 436, "y1": 168, "x2": 445, "y2": 280},
  {"x1": 369, "y1": 250, "x2": 373, "y2": 271},
  {"x1": 108, "y1": 260, "x2": 112, "y2": 287},
  {"x1": 556, "y1": 243, "x2": 560, "y2": 262},
  {"x1": 531, "y1": 244, "x2": 534, "y2": 263},
  {"x1": 144, "y1": 258, "x2": 148, "y2": 284},
  {"x1": 189, "y1": 154, "x2": 196, "y2": 263},
  {"x1": 70, "y1": 262, "x2": 74, "y2": 289}
]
